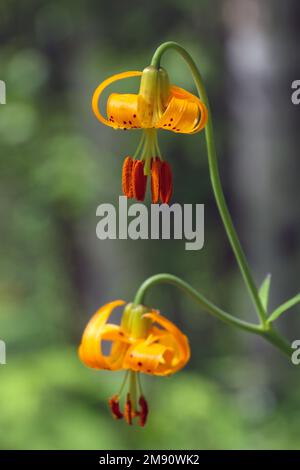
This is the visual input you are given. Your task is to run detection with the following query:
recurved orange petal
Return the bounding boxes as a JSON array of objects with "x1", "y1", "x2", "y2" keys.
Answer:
[
  {"x1": 78, "y1": 300, "x2": 125, "y2": 370},
  {"x1": 144, "y1": 311, "x2": 191, "y2": 375},
  {"x1": 107, "y1": 93, "x2": 141, "y2": 129},
  {"x1": 157, "y1": 85, "x2": 208, "y2": 134},
  {"x1": 123, "y1": 339, "x2": 175, "y2": 376},
  {"x1": 92, "y1": 71, "x2": 142, "y2": 129}
]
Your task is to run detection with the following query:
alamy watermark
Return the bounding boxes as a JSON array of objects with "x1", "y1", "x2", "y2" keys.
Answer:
[
  {"x1": 291, "y1": 80, "x2": 300, "y2": 105},
  {"x1": 96, "y1": 196, "x2": 204, "y2": 251},
  {"x1": 291, "y1": 340, "x2": 300, "y2": 365},
  {"x1": 0, "y1": 340, "x2": 6, "y2": 365},
  {"x1": 0, "y1": 80, "x2": 6, "y2": 104}
]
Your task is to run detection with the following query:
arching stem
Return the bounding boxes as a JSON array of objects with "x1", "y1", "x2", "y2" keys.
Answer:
[
  {"x1": 132, "y1": 42, "x2": 292, "y2": 358},
  {"x1": 151, "y1": 41, "x2": 267, "y2": 326}
]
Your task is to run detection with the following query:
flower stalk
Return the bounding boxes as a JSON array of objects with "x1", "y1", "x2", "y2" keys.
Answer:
[
  {"x1": 85, "y1": 41, "x2": 296, "y2": 426},
  {"x1": 133, "y1": 41, "x2": 294, "y2": 358}
]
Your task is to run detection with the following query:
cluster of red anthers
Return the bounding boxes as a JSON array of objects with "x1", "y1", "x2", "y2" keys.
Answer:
[
  {"x1": 109, "y1": 393, "x2": 149, "y2": 427},
  {"x1": 122, "y1": 156, "x2": 173, "y2": 204}
]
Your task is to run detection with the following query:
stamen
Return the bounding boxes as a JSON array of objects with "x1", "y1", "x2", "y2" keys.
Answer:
[
  {"x1": 138, "y1": 395, "x2": 149, "y2": 427},
  {"x1": 124, "y1": 393, "x2": 133, "y2": 425},
  {"x1": 160, "y1": 161, "x2": 173, "y2": 204},
  {"x1": 132, "y1": 160, "x2": 147, "y2": 201},
  {"x1": 151, "y1": 157, "x2": 161, "y2": 204},
  {"x1": 122, "y1": 156, "x2": 134, "y2": 198},
  {"x1": 108, "y1": 395, "x2": 123, "y2": 420}
]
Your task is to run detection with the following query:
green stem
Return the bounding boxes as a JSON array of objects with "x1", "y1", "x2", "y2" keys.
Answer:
[
  {"x1": 134, "y1": 274, "x2": 261, "y2": 335},
  {"x1": 131, "y1": 42, "x2": 293, "y2": 358},
  {"x1": 133, "y1": 132, "x2": 145, "y2": 159},
  {"x1": 129, "y1": 371, "x2": 137, "y2": 411},
  {"x1": 118, "y1": 370, "x2": 130, "y2": 398},
  {"x1": 151, "y1": 42, "x2": 267, "y2": 326},
  {"x1": 133, "y1": 273, "x2": 291, "y2": 357}
]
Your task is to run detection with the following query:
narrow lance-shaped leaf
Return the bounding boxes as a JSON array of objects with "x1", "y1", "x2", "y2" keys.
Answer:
[
  {"x1": 268, "y1": 293, "x2": 300, "y2": 323},
  {"x1": 258, "y1": 274, "x2": 271, "y2": 312}
]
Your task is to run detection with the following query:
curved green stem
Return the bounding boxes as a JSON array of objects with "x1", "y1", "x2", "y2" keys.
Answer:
[
  {"x1": 134, "y1": 273, "x2": 261, "y2": 334},
  {"x1": 131, "y1": 42, "x2": 293, "y2": 358},
  {"x1": 133, "y1": 273, "x2": 291, "y2": 357},
  {"x1": 151, "y1": 42, "x2": 267, "y2": 326}
]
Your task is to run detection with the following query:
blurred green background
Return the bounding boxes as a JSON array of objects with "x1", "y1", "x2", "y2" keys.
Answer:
[{"x1": 0, "y1": 0, "x2": 300, "y2": 450}]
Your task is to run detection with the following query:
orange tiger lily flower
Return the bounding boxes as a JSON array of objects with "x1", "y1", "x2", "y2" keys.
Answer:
[
  {"x1": 79, "y1": 300, "x2": 190, "y2": 426},
  {"x1": 92, "y1": 66, "x2": 208, "y2": 204}
]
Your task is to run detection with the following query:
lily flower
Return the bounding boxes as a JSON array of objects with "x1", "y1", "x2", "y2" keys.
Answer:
[
  {"x1": 78, "y1": 300, "x2": 190, "y2": 426},
  {"x1": 92, "y1": 66, "x2": 208, "y2": 203}
]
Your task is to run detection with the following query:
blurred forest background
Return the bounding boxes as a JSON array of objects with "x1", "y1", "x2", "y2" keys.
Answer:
[{"x1": 0, "y1": 0, "x2": 300, "y2": 450}]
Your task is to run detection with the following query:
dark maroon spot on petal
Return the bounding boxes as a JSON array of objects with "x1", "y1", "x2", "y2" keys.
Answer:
[
  {"x1": 129, "y1": 121, "x2": 132, "y2": 125},
  {"x1": 170, "y1": 118, "x2": 173, "y2": 121},
  {"x1": 138, "y1": 362, "x2": 143, "y2": 366},
  {"x1": 133, "y1": 114, "x2": 136, "y2": 118}
]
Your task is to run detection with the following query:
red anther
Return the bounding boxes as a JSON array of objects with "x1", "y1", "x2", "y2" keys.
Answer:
[
  {"x1": 122, "y1": 156, "x2": 134, "y2": 198},
  {"x1": 124, "y1": 393, "x2": 133, "y2": 425},
  {"x1": 159, "y1": 161, "x2": 173, "y2": 204},
  {"x1": 132, "y1": 160, "x2": 148, "y2": 201},
  {"x1": 138, "y1": 395, "x2": 149, "y2": 427},
  {"x1": 151, "y1": 157, "x2": 161, "y2": 204},
  {"x1": 108, "y1": 395, "x2": 123, "y2": 420}
]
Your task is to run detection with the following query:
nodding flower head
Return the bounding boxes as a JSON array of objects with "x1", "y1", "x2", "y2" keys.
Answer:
[
  {"x1": 92, "y1": 66, "x2": 208, "y2": 204},
  {"x1": 78, "y1": 300, "x2": 190, "y2": 426}
]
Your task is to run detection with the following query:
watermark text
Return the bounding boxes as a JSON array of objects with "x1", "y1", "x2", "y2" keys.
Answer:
[
  {"x1": 96, "y1": 196, "x2": 204, "y2": 251},
  {"x1": 0, "y1": 80, "x2": 6, "y2": 104},
  {"x1": 291, "y1": 80, "x2": 300, "y2": 105}
]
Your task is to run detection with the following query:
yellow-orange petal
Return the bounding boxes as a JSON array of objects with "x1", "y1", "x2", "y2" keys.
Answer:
[
  {"x1": 109, "y1": 340, "x2": 131, "y2": 371},
  {"x1": 107, "y1": 93, "x2": 141, "y2": 129},
  {"x1": 157, "y1": 85, "x2": 208, "y2": 134},
  {"x1": 92, "y1": 71, "x2": 142, "y2": 128},
  {"x1": 78, "y1": 300, "x2": 125, "y2": 370},
  {"x1": 123, "y1": 339, "x2": 174, "y2": 376},
  {"x1": 171, "y1": 86, "x2": 208, "y2": 133},
  {"x1": 144, "y1": 312, "x2": 191, "y2": 375}
]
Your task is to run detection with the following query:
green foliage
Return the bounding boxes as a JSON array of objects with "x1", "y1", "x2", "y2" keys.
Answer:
[
  {"x1": 0, "y1": 349, "x2": 299, "y2": 449},
  {"x1": 259, "y1": 274, "x2": 271, "y2": 312},
  {"x1": 0, "y1": 0, "x2": 298, "y2": 450}
]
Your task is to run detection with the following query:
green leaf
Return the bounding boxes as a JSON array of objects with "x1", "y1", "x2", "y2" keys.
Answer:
[
  {"x1": 268, "y1": 293, "x2": 300, "y2": 323},
  {"x1": 259, "y1": 274, "x2": 271, "y2": 312}
]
